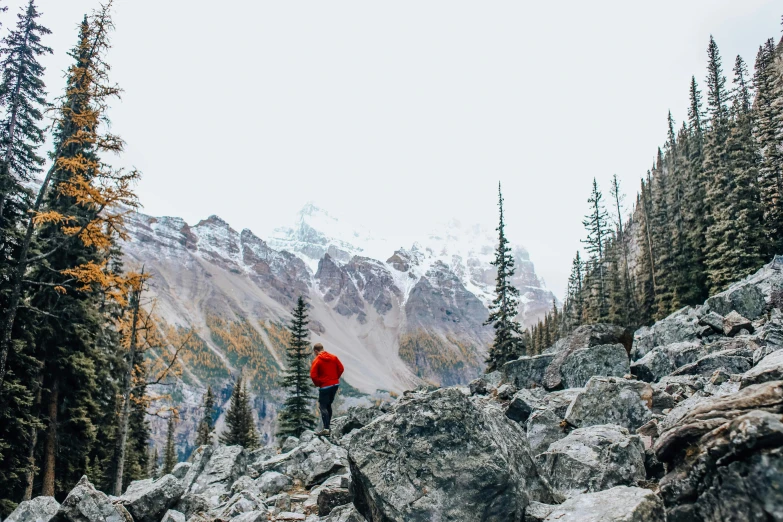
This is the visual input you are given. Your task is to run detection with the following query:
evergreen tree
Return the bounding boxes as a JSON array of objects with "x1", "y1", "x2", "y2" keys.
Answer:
[
  {"x1": 195, "y1": 386, "x2": 217, "y2": 447},
  {"x1": 754, "y1": 39, "x2": 783, "y2": 255},
  {"x1": 161, "y1": 416, "x2": 177, "y2": 476},
  {"x1": 651, "y1": 150, "x2": 677, "y2": 318},
  {"x1": 581, "y1": 178, "x2": 610, "y2": 321},
  {"x1": 278, "y1": 296, "x2": 316, "y2": 438},
  {"x1": 219, "y1": 375, "x2": 259, "y2": 448},
  {"x1": 484, "y1": 183, "x2": 524, "y2": 371},
  {"x1": 636, "y1": 175, "x2": 657, "y2": 324},
  {"x1": 609, "y1": 174, "x2": 635, "y2": 325},
  {"x1": 565, "y1": 251, "x2": 585, "y2": 329}
]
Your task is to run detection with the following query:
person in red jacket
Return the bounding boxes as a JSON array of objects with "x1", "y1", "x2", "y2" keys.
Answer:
[{"x1": 310, "y1": 343, "x2": 344, "y2": 436}]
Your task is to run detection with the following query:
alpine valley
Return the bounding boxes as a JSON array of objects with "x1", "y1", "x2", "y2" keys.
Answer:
[{"x1": 122, "y1": 203, "x2": 556, "y2": 447}]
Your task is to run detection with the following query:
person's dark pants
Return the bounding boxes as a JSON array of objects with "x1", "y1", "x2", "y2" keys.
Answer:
[{"x1": 318, "y1": 385, "x2": 339, "y2": 430}]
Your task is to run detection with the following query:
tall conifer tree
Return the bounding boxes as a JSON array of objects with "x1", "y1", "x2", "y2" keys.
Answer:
[
  {"x1": 581, "y1": 178, "x2": 610, "y2": 321},
  {"x1": 278, "y1": 296, "x2": 316, "y2": 438},
  {"x1": 161, "y1": 416, "x2": 177, "y2": 475},
  {"x1": 484, "y1": 183, "x2": 523, "y2": 371},
  {"x1": 220, "y1": 375, "x2": 259, "y2": 448},
  {"x1": 195, "y1": 386, "x2": 217, "y2": 447}
]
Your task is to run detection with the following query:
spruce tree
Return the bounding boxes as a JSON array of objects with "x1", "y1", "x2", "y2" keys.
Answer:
[
  {"x1": 220, "y1": 375, "x2": 259, "y2": 448},
  {"x1": 195, "y1": 386, "x2": 217, "y2": 447},
  {"x1": 652, "y1": 149, "x2": 677, "y2": 318},
  {"x1": 565, "y1": 251, "x2": 585, "y2": 329},
  {"x1": 581, "y1": 178, "x2": 610, "y2": 321},
  {"x1": 609, "y1": 174, "x2": 635, "y2": 325},
  {"x1": 161, "y1": 416, "x2": 177, "y2": 476},
  {"x1": 636, "y1": 175, "x2": 657, "y2": 324},
  {"x1": 278, "y1": 296, "x2": 316, "y2": 438},
  {"x1": 484, "y1": 183, "x2": 524, "y2": 371}
]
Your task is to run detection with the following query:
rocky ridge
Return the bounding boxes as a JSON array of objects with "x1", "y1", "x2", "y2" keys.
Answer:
[{"x1": 9, "y1": 259, "x2": 782, "y2": 521}]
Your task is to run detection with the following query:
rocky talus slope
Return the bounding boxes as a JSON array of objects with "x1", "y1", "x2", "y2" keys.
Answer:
[{"x1": 7, "y1": 257, "x2": 783, "y2": 522}]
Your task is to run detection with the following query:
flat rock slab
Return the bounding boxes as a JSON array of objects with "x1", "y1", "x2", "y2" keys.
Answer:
[
  {"x1": 741, "y1": 349, "x2": 783, "y2": 388},
  {"x1": 542, "y1": 486, "x2": 665, "y2": 522},
  {"x1": 670, "y1": 350, "x2": 751, "y2": 378},
  {"x1": 536, "y1": 425, "x2": 646, "y2": 499},
  {"x1": 564, "y1": 377, "x2": 653, "y2": 431},
  {"x1": 4, "y1": 497, "x2": 60, "y2": 522},
  {"x1": 348, "y1": 387, "x2": 553, "y2": 522}
]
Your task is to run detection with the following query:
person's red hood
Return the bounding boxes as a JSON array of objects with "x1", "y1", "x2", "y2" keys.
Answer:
[{"x1": 310, "y1": 351, "x2": 344, "y2": 388}]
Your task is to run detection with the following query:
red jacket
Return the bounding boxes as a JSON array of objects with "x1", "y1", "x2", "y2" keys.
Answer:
[{"x1": 310, "y1": 351, "x2": 344, "y2": 388}]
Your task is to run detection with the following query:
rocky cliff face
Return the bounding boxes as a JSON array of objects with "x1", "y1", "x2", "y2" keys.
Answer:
[
  {"x1": 121, "y1": 204, "x2": 556, "y2": 446},
  {"x1": 10, "y1": 257, "x2": 783, "y2": 521}
]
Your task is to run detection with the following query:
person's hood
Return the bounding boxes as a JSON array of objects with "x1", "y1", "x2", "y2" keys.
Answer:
[{"x1": 316, "y1": 351, "x2": 339, "y2": 362}]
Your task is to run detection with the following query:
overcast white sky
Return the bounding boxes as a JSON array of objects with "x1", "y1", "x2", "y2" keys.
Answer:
[{"x1": 5, "y1": 0, "x2": 781, "y2": 298}]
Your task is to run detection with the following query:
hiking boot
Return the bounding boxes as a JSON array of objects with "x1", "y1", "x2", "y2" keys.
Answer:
[{"x1": 315, "y1": 429, "x2": 331, "y2": 437}]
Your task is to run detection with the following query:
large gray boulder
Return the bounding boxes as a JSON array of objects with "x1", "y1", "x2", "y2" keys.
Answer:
[
  {"x1": 670, "y1": 349, "x2": 752, "y2": 378},
  {"x1": 704, "y1": 257, "x2": 782, "y2": 320},
  {"x1": 186, "y1": 445, "x2": 246, "y2": 505},
  {"x1": 659, "y1": 410, "x2": 783, "y2": 521},
  {"x1": 541, "y1": 486, "x2": 666, "y2": 522},
  {"x1": 535, "y1": 425, "x2": 646, "y2": 499},
  {"x1": 506, "y1": 388, "x2": 548, "y2": 423},
  {"x1": 741, "y1": 349, "x2": 783, "y2": 388},
  {"x1": 174, "y1": 494, "x2": 210, "y2": 519},
  {"x1": 526, "y1": 408, "x2": 565, "y2": 456},
  {"x1": 564, "y1": 377, "x2": 653, "y2": 431},
  {"x1": 209, "y1": 490, "x2": 266, "y2": 520},
  {"x1": 543, "y1": 325, "x2": 632, "y2": 390},
  {"x1": 559, "y1": 344, "x2": 630, "y2": 388},
  {"x1": 181, "y1": 445, "x2": 213, "y2": 492},
  {"x1": 503, "y1": 354, "x2": 555, "y2": 389},
  {"x1": 117, "y1": 475, "x2": 184, "y2": 522},
  {"x1": 632, "y1": 307, "x2": 702, "y2": 360},
  {"x1": 256, "y1": 470, "x2": 292, "y2": 496},
  {"x1": 348, "y1": 387, "x2": 554, "y2": 522},
  {"x1": 159, "y1": 510, "x2": 185, "y2": 522},
  {"x1": 50, "y1": 477, "x2": 132, "y2": 522},
  {"x1": 630, "y1": 342, "x2": 703, "y2": 382},
  {"x1": 538, "y1": 388, "x2": 582, "y2": 418},
  {"x1": 4, "y1": 497, "x2": 60, "y2": 522},
  {"x1": 321, "y1": 504, "x2": 366, "y2": 522},
  {"x1": 331, "y1": 406, "x2": 389, "y2": 440}
]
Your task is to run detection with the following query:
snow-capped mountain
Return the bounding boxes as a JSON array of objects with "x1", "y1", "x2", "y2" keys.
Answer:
[{"x1": 121, "y1": 203, "x2": 556, "y2": 445}]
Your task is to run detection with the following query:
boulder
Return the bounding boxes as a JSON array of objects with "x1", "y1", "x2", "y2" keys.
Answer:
[
  {"x1": 117, "y1": 475, "x2": 185, "y2": 522},
  {"x1": 559, "y1": 344, "x2": 630, "y2": 389},
  {"x1": 659, "y1": 410, "x2": 783, "y2": 521},
  {"x1": 273, "y1": 513, "x2": 306, "y2": 521},
  {"x1": 706, "y1": 276, "x2": 769, "y2": 320},
  {"x1": 210, "y1": 490, "x2": 265, "y2": 520},
  {"x1": 741, "y1": 349, "x2": 783, "y2": 388},
  {"x1": 4, "y1": 497, "x2": 60, "y2": 522},
  {"x1": 330, "y1": 406, "x2": 388, "y2": 440},
  {"x1": 256, "y1": 471, "x2": 292, "y2": 496},
  {"x1": 538, "y1": 388, "x2": 582, "y2": 418},
  {"x1": 187, "y1": 445, "x2": 246, "y2": 504},
  {"x1": 722, "y1": 310, "x2": 754, "y2": 336},
  {"x1": 160, "y1": 510, "x2": 185, "y2": 522},
  {"x1": 541, "y1": 486, "x2": 665, "y2": 522},
  {"x1": 468, "y1": 377, "x2": 491, "y2": 395},
  {"x1": 305, "y1": 445, "x2": 348, "y2": 486},
  {"x1": 524, "y1": 501, "x2": 556, "y2": 522},
  {"x1": 670, "y1": 350, "x2": 751, "y2": 378},
  {"x1": 300, "y1": 430, "x2": 316, "y2": 443},
  {"x1": 630, "y1": 342, "x2": 704, "y2": 382},
  {"x1": 632, "y1": 307, "x2": 701, "y2": 360},
  {"x1": 231, "y1": 475, "x2": 256, "y2": 495},
  {"x1": 316, "y1": 487, "x2": 353, "y2": 516},
  {"x1": 564, "y1": 377, "x2": 653, "y2": 431},
  {"x1": 535, "y1": 425, "x2": 646, "y2": 499},
  {"x1": 281, "y1": 436, "x2": 300, "y2": 453},
  {"x1": 699, "y1": 311, "x2": 725, "y2": 334},
  {"x1": 506, "y1": 388, "x2": 547, "y2": 423},
  {"x1": 321, "y1": 505, "x2": 366, "y2": 522},
  {"x1": 181, "y1": 446, "x2": 213, "y2": 492},
  {"x1": 229, "y1": 512, "x2": 268, "y2": 522},
  {"x1": 348, "y1": 387, "x2": 553, "y2": 522},
  {"x1": 502, "y1": 354, "x2": 555, "y2": 389},
  {"x1": 526, "y1": 408, "x2": 565, "y2": 456},
  {"x1": 50, "y1": 477, "x2": 132, "y2": 522},
  {"x1": 175, "y1": 494, "x2": 210, "y2": 519},
  {"x1": 171, "y1": 462, "x2": 192, "y2": 480},
  {"x1": 496, "y1": 383, "x2": 517, "y2": 400},
  {"x1": 543, "y1": 325, "x2": 632, "y2": 390}
]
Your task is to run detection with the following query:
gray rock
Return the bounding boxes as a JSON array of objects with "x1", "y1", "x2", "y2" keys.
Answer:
[
  {"x1": 321, "y1": 505, "x2": 366, "y2": 522},
  {"x1": 564, "y1": 377, "x2": 653, "y2": 431},
  {"x1": 171, "y1": 462, "x2": 192, "y2": 480},
  {"x1": 316, "y1": 487, "x2": 353, "y2": 516},
  {"x1": 330, "y1": 407, "x2": 388, "y2": 440},
  {"x1": 630, "y1": 342, "x2": 704, "y2": 382},
  {"x1": 706, "y1": 277, "x2": 768, "y2": 320},
  {"x1": 229, "y1": 511, "x2": 268, "y2": 522},
  {"x1": 659, "y1": 410, "x2": 783, "y2": 521},
  {"x1": 305, "y1": 445, "x2": 348, "y2": 487},
  {"x1": 502, "y1": 354, "x2": 555, "y2": 389},
  {"x1": 175, "y1": 494, "x2": 210, "y2": 519},
  {"x1": 723, "y1": 310, "x2": 754, "y2": 336},
  {"x1": 632, "y1": 307, "x2": 702, "y2": 361},
  {"x1": 496, "y1": 383, "x2": 517, "y2": 400},
  {"x1": 741, "y1": 349, "x2": 783, "y2": 388},
  {"x1": 468, "y1": 377, "x2": 491, "y2": 395},
  {"x1": 256, "y1": 471, "x2": 292, "y2": 496},
  {"x1": 536, "y1": 424, "x2": 646, "y2": 499},
  {"x1": 699, "y1": 311, "x2": 725, "y2": 334},
  {"x1": 542, "y1": 486, "x2": 666, "y2": 522},
  {"x1": 348, "y1": 388, "x2": 554, "y2": 522},
  {"x1": 299, "y1": 430, "x2": 315, "y2": 443},
  {"x1": 506, "y1": 389, "x2": 545, "y2": 423},
  {"x1": 281, "y1": 436, "x2": 300, "y2": 453},
  {"x1": 160, "y1": 510, "x2": 185, "y2": 522},
  {"x1": 484, "y1": 370, "x2": 503, "y2": 387},
  {"x1": 182, "y1": 446, "x2": 213, "y2": 492},
  {"x1": 210, "y1": 490, "x2": 265, "y2": 520},
  {"x1": 187, "y1": 445, "x2": 246, "y2": 505},
  {"x1": 559, "y1": 344, "x2": 630, "y2": 388},
  {"x1": 230, "y1": 475, "x2": 256, "y2": 495},
  {"x1": 526, "y1": 408, "x2": 565, "y2": 456},
  {"x1": 51, "y1": 477, "x2": 133, "y2": 522},
  {"x1": 671, "y1": 350, "x2": 751, "y2": 378},
  {"x1": 117, "y1": 475, "x2": 184, "y2": 522},
  {"x1": 4, "y1": 497, "x2": 60, "y2": 522},
  {"x1": 524, "y1": 501, "x2": 556, "y2": 522},
  {"x1": 544, "y1": 325, "x2": 632, "y2": 390},
  {"x1": 539, "y1": 388, "x2": 582, "y2": 418}
]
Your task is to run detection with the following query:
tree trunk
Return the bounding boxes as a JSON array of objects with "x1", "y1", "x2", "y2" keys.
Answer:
[
  {"x1": 41, "y1": 377, "x2": 58, "y2": 497},
  {"x1": 22, "y1": 372, "x2": 44, "y2": 500},
  {"x1": 113, "y1": 282, "x2": 142, "y2": 496}
]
